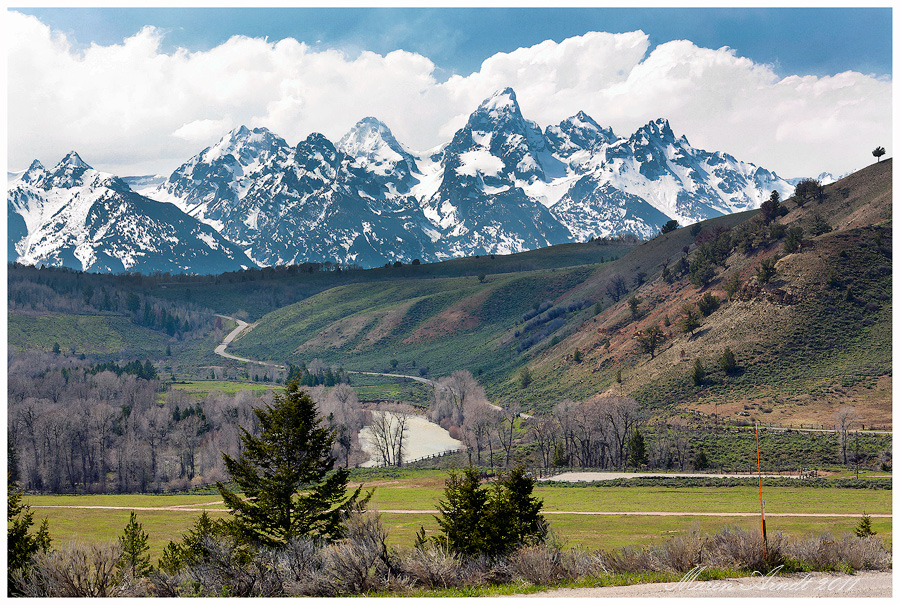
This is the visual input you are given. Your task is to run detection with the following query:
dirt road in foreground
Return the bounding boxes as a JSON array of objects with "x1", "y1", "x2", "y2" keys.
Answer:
[{"x1": 506, "y1": 569, "x2": 892, "y2": 598}]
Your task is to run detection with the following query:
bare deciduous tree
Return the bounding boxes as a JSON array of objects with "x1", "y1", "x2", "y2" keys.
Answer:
[
  {"x1": 527, "y1": 414, "x2": 559, "y2": 468},
  {"x1": 367, "y1": 410, "x2": 409, "y2": 467},
  {"x1": 835, "y1": 406, "x2": 859, "y2": 465},
  {"x1": 495, "y1": 403, "x2": 520, "y2": 468},
  {"x1": 461, "y1": 401, "x2": 496, "y2": 465}
]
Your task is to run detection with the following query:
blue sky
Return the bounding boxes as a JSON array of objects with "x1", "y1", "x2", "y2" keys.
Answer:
[
  {"x1": 8, "y1": 7, "x2": 893, "y2": 178},
  {"x1": 14, "y1": 7, "x2": 892, "y2": 79}
]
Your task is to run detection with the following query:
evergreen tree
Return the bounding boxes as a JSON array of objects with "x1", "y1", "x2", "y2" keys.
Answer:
[
  {"x1": 872, "y1": 146, "x2": 885, "y2": 163},
  {"x1": 158, "y1": 511, "x2": 226, "y2": 573},
  {"x1": 430, "y1": 466, "x2": 545, "y2": 558},
  {"x1": 118, "y1": 511, "x2": 152, "y2": 578},
  {"x1": 8, "y1": 478, "x2": 51, "y2": 593},
  {"x1": 692, "y1": 359, "x2": 706, "y2": 386},
  {"x1": 696, "y1": 292, "x2": 720, "y2": 317},
  {"x1": 678, "y1": 304, "x2": 701, "y2": 337},
  {"x1": 760, "y1": 190, "x2": 787, "y2": 223},
  {"x1": 660, "y1": 219, "x2": 680, "y2": 234},
  {"x1": 217, "y1": 380, "x2": 363, "y2": 547},
  {"x1": 627, "y1": 430, "x2": 648, "y2": 467},
  {"x1": 694, "y1": 448, "x2": 709, "y2": 470},
  {"x1": 756, "y1": 257, "x2": 778, "y2": 284},
  {"x1": 855, "y1": 512, "x2": 877, "y2": 537},
  {"x1": 636, "y1": 325, "x2": 665, "y2": 358},
  {"x1": 719, "y1": 347, "x2": 738, "y2": 375},
  {"x1": 723, "y1": 272, "x2": 742, "y2": 300},
  {"x1": 519, "y1": 367, "x2": 532, "y2": 389}
]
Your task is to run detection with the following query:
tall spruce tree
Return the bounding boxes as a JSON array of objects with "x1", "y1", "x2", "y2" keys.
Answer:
[
  {"x1": 117, "y1": 511, "x2": 152, "y2": 578},
  {"x1": 217, "y1": 380, "x2": 363, "y2": 546}
]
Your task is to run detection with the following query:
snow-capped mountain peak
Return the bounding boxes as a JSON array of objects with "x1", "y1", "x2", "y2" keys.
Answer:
[
  {"x1": 338, "y1": 117, "x2": 418, "y2": 177},
  {"x1": 546, "y1": 111, "x2": 618, "y2": 158},
  {"x1": 632, "y1": 118, "x2": 677, "y2": 146},
  {"x1": 200, "y1": 125, "x2": 288, "y2": 168},
  {"x1": 43, "y1": 150, "x2": 94, "y2": 188},
  {"x1": 20, "y1": 160, "x2": 47, "y2": 185},
  {"x1": 58, "y1": 150, "x2": 90, "y2": 169}
]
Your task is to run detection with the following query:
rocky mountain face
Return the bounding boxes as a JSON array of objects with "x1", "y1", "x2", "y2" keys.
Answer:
[
  {"x1": 7, "y1": 152, "x2": 253, "y2": 274},
  {"x1": 10, "y1": 88, "x2": 797, "y2": 273}
]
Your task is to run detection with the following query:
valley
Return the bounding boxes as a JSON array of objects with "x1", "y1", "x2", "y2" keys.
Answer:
[{"x1": 7, "y1": 158, "x2": 891, "y2": 589}]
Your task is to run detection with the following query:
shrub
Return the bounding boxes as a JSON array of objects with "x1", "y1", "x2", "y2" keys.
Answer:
[
  {"x1": 401, "y1": 543, "x2": 465, "y2": 589},
  {"x1": 696, "y1": 292, "x2": 720, "y2": 316},
  {"x1": 692, "y1": 360, "x2": 705, "y2": 386},
  {"x1": 507, "y1": 545, "x2": 566, "y2": 585},
  {"x1": 719, "y1": 347, "x2": 737, "y2": 374}
]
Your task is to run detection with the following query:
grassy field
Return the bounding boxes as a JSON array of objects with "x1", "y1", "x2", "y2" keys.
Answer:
[
  {"x1": 167, "y1": 380, "x2": 279, "y2": 399},
  {"x1": 24, "y1": 477, "x2": 891, "y2": 562}
]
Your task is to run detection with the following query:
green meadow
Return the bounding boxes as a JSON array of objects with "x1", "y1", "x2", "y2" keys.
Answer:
[{"x1": 25, "y1": 479, "x2": 891, "y2": 562}]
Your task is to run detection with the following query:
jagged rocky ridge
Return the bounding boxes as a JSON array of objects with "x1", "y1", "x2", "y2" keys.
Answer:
[
  {"x1": 7, "y1": 152, "x2": 253, "y2": 274},
  {"x1": 10, "y1": 88, "x2": 795, "y2": 273}
]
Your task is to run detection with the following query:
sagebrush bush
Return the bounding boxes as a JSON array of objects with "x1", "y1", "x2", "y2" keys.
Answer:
[
  {"x1": 29, "y1": 521, "x2": 891, "y2": 597},
  {"x1": 12, "y1": 540, "x2": 129, "y2": 598},
  {"x1": 506, "y1": 545, "x2": 566, "y2": 585},
  {"x1": 400, "y1": 544, "x2": 465, "y2": 589},
  {"x1": 784, "y1": 533, "x2": 891, "y2": 572}
]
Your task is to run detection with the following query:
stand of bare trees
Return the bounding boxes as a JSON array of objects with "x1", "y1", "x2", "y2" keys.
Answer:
[
  {"x1": 365, "y1": 408, "x2": 411, "y2": 467},
  {"x1": 7, "y1": 351, "x2": 371, "y2": 493}
]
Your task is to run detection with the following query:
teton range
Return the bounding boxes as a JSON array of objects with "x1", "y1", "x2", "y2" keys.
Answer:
[{"x1": 9, "y1": 88, "x2": 798, "y2": 274}]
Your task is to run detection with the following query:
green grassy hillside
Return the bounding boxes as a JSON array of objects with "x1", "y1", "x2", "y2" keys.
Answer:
[
  {"x1": 232, "y1": 265, "x2": 600, "y2": 381},
  {"x1": 8, "y1": 312, "x2": 172, "y2": 358}
]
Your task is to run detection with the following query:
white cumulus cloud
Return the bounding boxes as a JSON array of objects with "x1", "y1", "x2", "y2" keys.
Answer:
[{"x1": 8, "y1": 11, "x2": 890, "y2": 179}]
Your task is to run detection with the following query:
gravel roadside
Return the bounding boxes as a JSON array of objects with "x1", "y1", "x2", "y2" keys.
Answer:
[{"x1": 506, "y1": 570, "x2": 892, "y2": 598}]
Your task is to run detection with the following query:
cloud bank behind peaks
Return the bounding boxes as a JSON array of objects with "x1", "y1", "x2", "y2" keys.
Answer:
[{"x1": 8, "y1": 11, "x2": 890, "y2": 178}]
